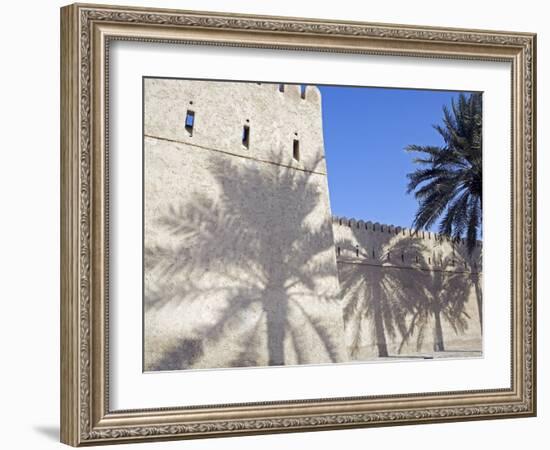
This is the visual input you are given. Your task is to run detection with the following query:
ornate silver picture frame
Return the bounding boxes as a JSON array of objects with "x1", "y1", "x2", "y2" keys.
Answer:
[{"x1": 60, "y1": 3, "x2": 536, "y2": 446}]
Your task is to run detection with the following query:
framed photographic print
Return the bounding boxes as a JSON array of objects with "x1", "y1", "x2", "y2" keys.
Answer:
[{"x1": 60, "y1": 3, "x2": 537, "y2": 446}]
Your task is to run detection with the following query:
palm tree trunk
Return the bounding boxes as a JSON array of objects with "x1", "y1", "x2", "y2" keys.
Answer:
[{"x1": 433, "y1": 309, "x2": 445, "y2": 352}]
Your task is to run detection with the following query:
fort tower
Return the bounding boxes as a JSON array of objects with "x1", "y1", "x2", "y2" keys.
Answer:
[{"x1": 144, "y1": 78, "x2": 348, "y2": 370}]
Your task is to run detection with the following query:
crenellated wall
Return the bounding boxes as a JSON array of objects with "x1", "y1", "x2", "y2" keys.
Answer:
[
  {"x1": 332, "y1": 215, "x2": 482, "y2": 271},
  {"x1": 333, "y1": 215, "x2": 483, "y2": 360}
]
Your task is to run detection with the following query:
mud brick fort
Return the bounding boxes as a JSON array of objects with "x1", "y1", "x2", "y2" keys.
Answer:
[{"x1": 143, "y1": 78, "x2": 482, "y2": 371}]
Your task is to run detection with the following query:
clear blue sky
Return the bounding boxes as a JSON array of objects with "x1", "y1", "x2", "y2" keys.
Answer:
[{"x1": 318, "y1": 85, "x2": 473, "y2": 230}]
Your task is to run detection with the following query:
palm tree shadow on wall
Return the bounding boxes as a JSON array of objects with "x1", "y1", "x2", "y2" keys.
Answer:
[
  {"x1": 339, "y1": 228, "x2": 481, "y2": 359},
  {"x1": 339, "y1": 232, "x2": 424, "y2": 358},
  {"x1": 399, "y1": 251, "x2": 476, "y2": 354},
  {"x1": 144, "y1": 155, "x2": 345, "y2": 371}
]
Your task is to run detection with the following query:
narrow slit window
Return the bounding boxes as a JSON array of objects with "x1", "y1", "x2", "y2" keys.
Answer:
[
  {"x1": 185, "y1": 110, "x2": 195, "y2": 136},
  {"x1": 242, "y1": 125, "x2": 250, "y2": 149},
  {"x1": 278, "y1": 84, "x2": 285, "y2": 92},
  {"x1": 355, "y1": 246, "x2": 359, "y2": 257},
  {"x1": 337, "y1": 246, "x2": 341, "y2": 256},
  {"x1": 300, "y1": 85, "x2": 307, "y2": 99},
  {"x1": 293, "y1": 139, "x2": 300, "y2": 161}
]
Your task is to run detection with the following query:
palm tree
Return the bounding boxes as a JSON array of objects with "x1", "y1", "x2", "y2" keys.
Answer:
[{"x1": 405, "y1": 93, "x2": 482, "y2": 253}]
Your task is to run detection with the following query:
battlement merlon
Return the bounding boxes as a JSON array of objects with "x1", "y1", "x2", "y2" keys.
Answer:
[
  {"x1": 144, "y1": 79, "x2": 327, "y2": 174},
  {"x1": 274, "y1": 84, "x2": 322, "y2": 105},
  {"x1": 332, "y1": 215, "x2": 483, "y2": 270},
  {"x1": 332, "y1": 215, "x2": 482, "y2": 246}
]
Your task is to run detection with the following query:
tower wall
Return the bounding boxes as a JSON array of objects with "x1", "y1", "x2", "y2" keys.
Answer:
[{"x1": 143, "y1": 78, "x2": 348, "y2": 370}]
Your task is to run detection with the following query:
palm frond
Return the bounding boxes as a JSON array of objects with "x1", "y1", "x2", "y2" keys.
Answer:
[{"x1": 405, "y1": 93, "x2": 482, "y2": 254}]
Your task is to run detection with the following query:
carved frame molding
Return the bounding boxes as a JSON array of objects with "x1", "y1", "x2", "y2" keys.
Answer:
[{"x1": 60, "y1": 3, "x2": 536, "y2": 446}]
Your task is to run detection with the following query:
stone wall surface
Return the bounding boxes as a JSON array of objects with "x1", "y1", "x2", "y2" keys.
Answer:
[
  {"x1": 333, "y1": 217, "x2": 483, "y2": 360},
  {"x1": 143, "y1": 78, "x2": 347, "y2": 370}
]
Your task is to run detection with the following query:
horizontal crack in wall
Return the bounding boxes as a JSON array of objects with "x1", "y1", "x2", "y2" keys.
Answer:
[
  {"x1": 144, "y1": 134, "x2": 327, "y2": 176},
  {"x1": 337, "y1": 258, "x2": 481, "y2": 275}
]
